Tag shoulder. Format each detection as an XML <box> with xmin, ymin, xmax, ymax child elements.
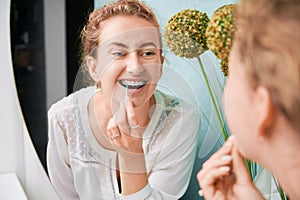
<box><xmin>48</xmin><ymin>86</ymin><xmax>95</xmax><ymax>119</ymax></box>
<box><xmin>155</xmin><ymin>90</ymin><xmax>196</xmax><ymax>115</ymax></box>
<box><xmin>154</xmin><ymin>90</ymin><xmax>200</xmax><ymax>134</ymax></box>
<box><xmin>158</xmin><ymin>90</ymin><xmax>200</xmax><ymax>127</ymax></box>
<box><xmin>148</xmin><ymin>91</ymin><xmax>200</xmax><ymax>153</ymax></box>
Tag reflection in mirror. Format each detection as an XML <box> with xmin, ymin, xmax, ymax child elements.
<box><xmin>9</xmin><ymin>0</ymin><xmax>234</xmax><ymax>199</ymax></box>
<box><xmin>46</xmin><ymin>1</ymin><xmax>202</xmax><ymax>198</ymax></box>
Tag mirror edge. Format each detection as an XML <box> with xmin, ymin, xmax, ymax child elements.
<box><xmin>0</xmin><ymin>0</ymin><xmax>59</xmax><ymax>199</ymax></box>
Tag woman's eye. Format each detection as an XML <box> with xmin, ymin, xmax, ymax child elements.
<box><xmin>141</xmin><ymin>50</ymin><xmax>155</xmax><ymax>57</ymax></box>
<box><xmin>112</xmin><ymin>51</ymin><xmax>126</xmax><ymax>58</ymax></box>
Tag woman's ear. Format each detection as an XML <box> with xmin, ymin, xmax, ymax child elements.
<box><xmin>255</xmin><ymin>85</ymin><xmax>275</xmax><ymax>139</ymax></box>
<box><xmin>161</xmin><ymin>55</ymin><xmax>165</xmax><ymax>65</ymax></box>
<box><xmin>159</xmin><ymin>55</ymin><xmax>165</xmax><ymax>79</ymax></box>
<box><xmin>87</xmin><ymin>56</ymin><xmax>98</xmax><ymax>80</ymax></box>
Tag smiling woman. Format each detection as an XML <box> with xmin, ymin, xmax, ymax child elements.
<box><xmin>46</xmin><ymin>0</ymin><xmax>200</xmax><ymax>199</ymax></box>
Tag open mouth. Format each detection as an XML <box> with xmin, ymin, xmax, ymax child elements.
<box><xmin>118</xmin><ymin>79</ymin><xmax>147</xmax><ymax>89</ymax></box>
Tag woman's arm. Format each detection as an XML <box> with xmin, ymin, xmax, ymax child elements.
<box><xmin>47</xmin><ymin>111</ymin><xmax>79</xmax><ymax>200</ymax></box>
<box><xmin>118</xmin><ymin>108</ymin><xmax>200</xmax><ymax>200</ymax></box>
<box><xmin>106</xmin><ymin>100</ymin><xmax>149</xmax><ymax>196</ymax></box>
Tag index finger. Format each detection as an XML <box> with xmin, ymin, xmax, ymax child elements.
<box><xmin>115</xmin><ymin>100</ymin><xmax>129</xmax><ymax>133</ymax></box>
<box><xmin>126</xmin><ymin>99</ymin><xmax>138</xmax><ymax>128</ymax></box>
<box><xmin>231</xmin><ymin>143</ymin><xmax>253</xmax><ymax>183</ymax></box>
<box><xmin>202</xmin><ymin>136</ymin><xmax>234</xmax><ymax>169</ymax></box>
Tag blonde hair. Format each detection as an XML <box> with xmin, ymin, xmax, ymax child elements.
<box><xmin>234</xmin><ymin>0</ymin><xmax>300</xmax><ymax>132</ymax></box>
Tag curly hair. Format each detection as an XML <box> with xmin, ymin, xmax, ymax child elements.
<box><xmin>76</xmin><ymin>0</ymin><xmax>161</xmax><ymax>86</ymax></box>
<box><xmin>80</xmin><ymin>0</ymin><xmax>160</xmax><ymax>62</ymax></box>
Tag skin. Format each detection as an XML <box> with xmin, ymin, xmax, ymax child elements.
<box><xmin>197</xmin><ymin>136</ymin><xmax>264</xmax><ymax>200</ymax></box>
<box><xmin>86</xmin><ymin>15</ymin><xmax>164</xmax><ymax>195</ymax></box>
<box><xmin>197</xmin><ymin>43</ymin><xmax>300</xmax><ymax>199</ymax></box>
<box><xmin>197</xmin><ymin>44</ymin><xmax>265</xmax><ymax>200</ymax></box>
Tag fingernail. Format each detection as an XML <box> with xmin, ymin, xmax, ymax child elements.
<box><xmin>219</xmin><ymin>166</ymin><xmax>230</xmax><ymax>172</ymax></box>
<box><xmin>224</xmin><ymin>135</ymin><xmax>235</xmax><ymax>148</ymax></box>
<box><xmin>198</xmin><ymin>190</ymin><xmax>203</xmax><ymax>197</ymax></box>
<box><xmin>228</xmin><ymin>135</ymin><xmax>235</xmax><ymax>141</ymax></box>
<box><xmin>111</xmin><ymin>133</ymin><xmax>120</xmax><ymax>139</ymax></box>
<box><xmin>221</xmin><ymin>155</ymin><xmax>232</xmax><ymax>161</ymax></box>
<box><xmin>224</xmin><ymin>141</ymin><xmax>233</xmax><ymax>148</ymax></box>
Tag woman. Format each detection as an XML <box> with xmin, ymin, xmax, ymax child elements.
<box><xmin>197</xmin><ymin>0</ymin><xmax>300</xmax><ymax>199</ymax></box>
<box><xmin>47</xmin><ymin>0</ymin><xmax>200</xmax><ymax>199</ymax></box>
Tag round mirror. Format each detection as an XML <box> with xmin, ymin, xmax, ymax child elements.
<box><xmin>10</xmin><ymin>0</ymin><xmax>234</xmax><ymax>199</ymax></box>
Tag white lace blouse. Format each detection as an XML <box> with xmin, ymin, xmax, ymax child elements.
<box><xmin>47</xmin><ymin>86</ymin><xmax>200</xmax><ymax>200</ymax></box>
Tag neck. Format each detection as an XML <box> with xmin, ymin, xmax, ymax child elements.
<box><xmin>259</xmin><ymin>117</ymin><xmax>300</xmax><ymax>200</ymax></box>
<box><xmin>131</xmin><ymin>95</ymin><xmax>155</xmax><ymax>127</ymax></box>
<box><xmin>87</xmin><ymin>91</ymin><xmax>114</xmax><ymax>150</ymax></box>
<box><xmin>94</xmin><ymin>90</ymin><xmax>113</xmax><ymax>120</ymax></box>
<box><xmin>93</xmin><ymin>90</ymin><xmax>155</xmax><ymax>129</ymax></box>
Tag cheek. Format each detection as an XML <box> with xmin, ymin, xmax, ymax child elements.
<box><xmin>223</xmin><ymin>80</ymin><xmax>251</xmax><ymax>147</ymax></box>
<box><xmin>144</xmin><ymin>63</ymin><xmax>162</xmax><ymax>83</ymax></box>
<box><xmin>223</xmin><ymin>80</ymin><xmax>241</xmax><ymax>128</ymax></box>
<box><xmin>146</xmin><ymin>83</ymin><xmax>157</xmax><ymax>95</ymax></box>
<box><xmin>100</xmin><ymin>63</ymin><xmax>124</xmax><ymax>84</ymax></box>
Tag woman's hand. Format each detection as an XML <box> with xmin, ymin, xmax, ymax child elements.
<box><xmin>106</xmin><ymin>99</ymin><xmax>145</xmax><ymax>154</ymax></box>
<box><xmin>197</xmin><ymin>136</ymin><xmax>264</xmax><ymax>200</ymax></box>
<box><xmin>107</xmin><ymin>99</ymin><xmax>148</xmax><ymax>195</ymax></box>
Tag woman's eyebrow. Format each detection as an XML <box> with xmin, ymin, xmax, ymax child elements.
<box><xmin>108</xmin><ymin>42</ymin><xmax>128</xmax><ymax>48</ymax></box>
<box><xmin>139</xmin><ymin>42</ymin><xmax>157</xmax><ymax>48</ymax></box>
<box><xmin>107</xmin><ymin>42</ymin><xmax>158</xmax><ymax>49</ymax></box>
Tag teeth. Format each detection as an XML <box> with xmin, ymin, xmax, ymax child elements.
<box><xmin>122</xmin><ymin>80</ymin><xmax>145</xmax><ymax>87</ymax></box>
<box><xmin>119</xmin><ymin>79</ymin><xmax>147</xmax><ymax>89</ymax></box>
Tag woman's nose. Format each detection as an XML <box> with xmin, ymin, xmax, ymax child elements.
<box><xmin>126</xmin><ymin>52</ymin><xmax>144</xmax><ymax>75</ymax></box>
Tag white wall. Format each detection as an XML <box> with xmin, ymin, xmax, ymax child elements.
<box><xmin>0</xmin><ymin>0</ymin><xmax>25</xmax><ymax>180</ymax></box>
<box><xmin>0</xmin><ymin>0</ymin><xmax>59</xmax><ymax>199</ymax></box>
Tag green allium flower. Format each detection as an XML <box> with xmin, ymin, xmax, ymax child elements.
<box><xmin>164</xmin><ymin>9</ymin><xmax>209</xmax><ymax>58</ymax></box>
<box><xmin>221</xmin><ymin>58</ymin><xmax>229</xmax><ymax>76</ymax></box>
<box><xmin>206</xmin><ymin>4</ymin><xmax>236</xmax><ymax>76</ymax></box>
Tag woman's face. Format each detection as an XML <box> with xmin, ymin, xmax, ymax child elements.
<box><xmin>223</xmin><ymin>44</ymin><xmax>259</xmax><ymax>160</ymax></box>
<box><xmin>93</xmin><ymin>15</ymin><xmax>163</xmax><ymax>108</ymax></box>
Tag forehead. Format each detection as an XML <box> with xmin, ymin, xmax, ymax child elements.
<box><xmin>99</xmin><ymin>15</ymin><xmax>161</xmax><ymax>49</ymax></box>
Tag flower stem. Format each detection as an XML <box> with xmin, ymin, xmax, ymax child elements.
<box><xmin>244</xmin><ymin>159</ymin><xmax>254</xmax><ymax>181</ymax></box>
<box><xmin>273</xmin><ymin>176</ymin><xmax>287</xmax><ymax>200</ymax></box>
<box><xmin>197</xmin><ymin>56</ymin><xmax>228</xmax><ymax>141</ymax></box>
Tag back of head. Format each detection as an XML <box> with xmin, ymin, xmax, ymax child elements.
<box><xmin>234</xmin><ymin>0</ymin><xmax>300</xmax><ymax>132</ymax></box>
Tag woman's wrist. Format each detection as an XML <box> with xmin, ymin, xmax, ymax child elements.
<box><xmin>118</xmin><ymin>150</ymin><xmax>147</xmax><ymax>173</ymax></box>
<box><xmin>118</xmin><ymin>151</ymin><xmax>148</xmax><ymax>195</ymax></box>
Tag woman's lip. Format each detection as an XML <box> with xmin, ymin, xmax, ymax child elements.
<box><xmin>126</xmin><ymin>87</ymin><xmax>145</xmax><ymax>96</ymax></box>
